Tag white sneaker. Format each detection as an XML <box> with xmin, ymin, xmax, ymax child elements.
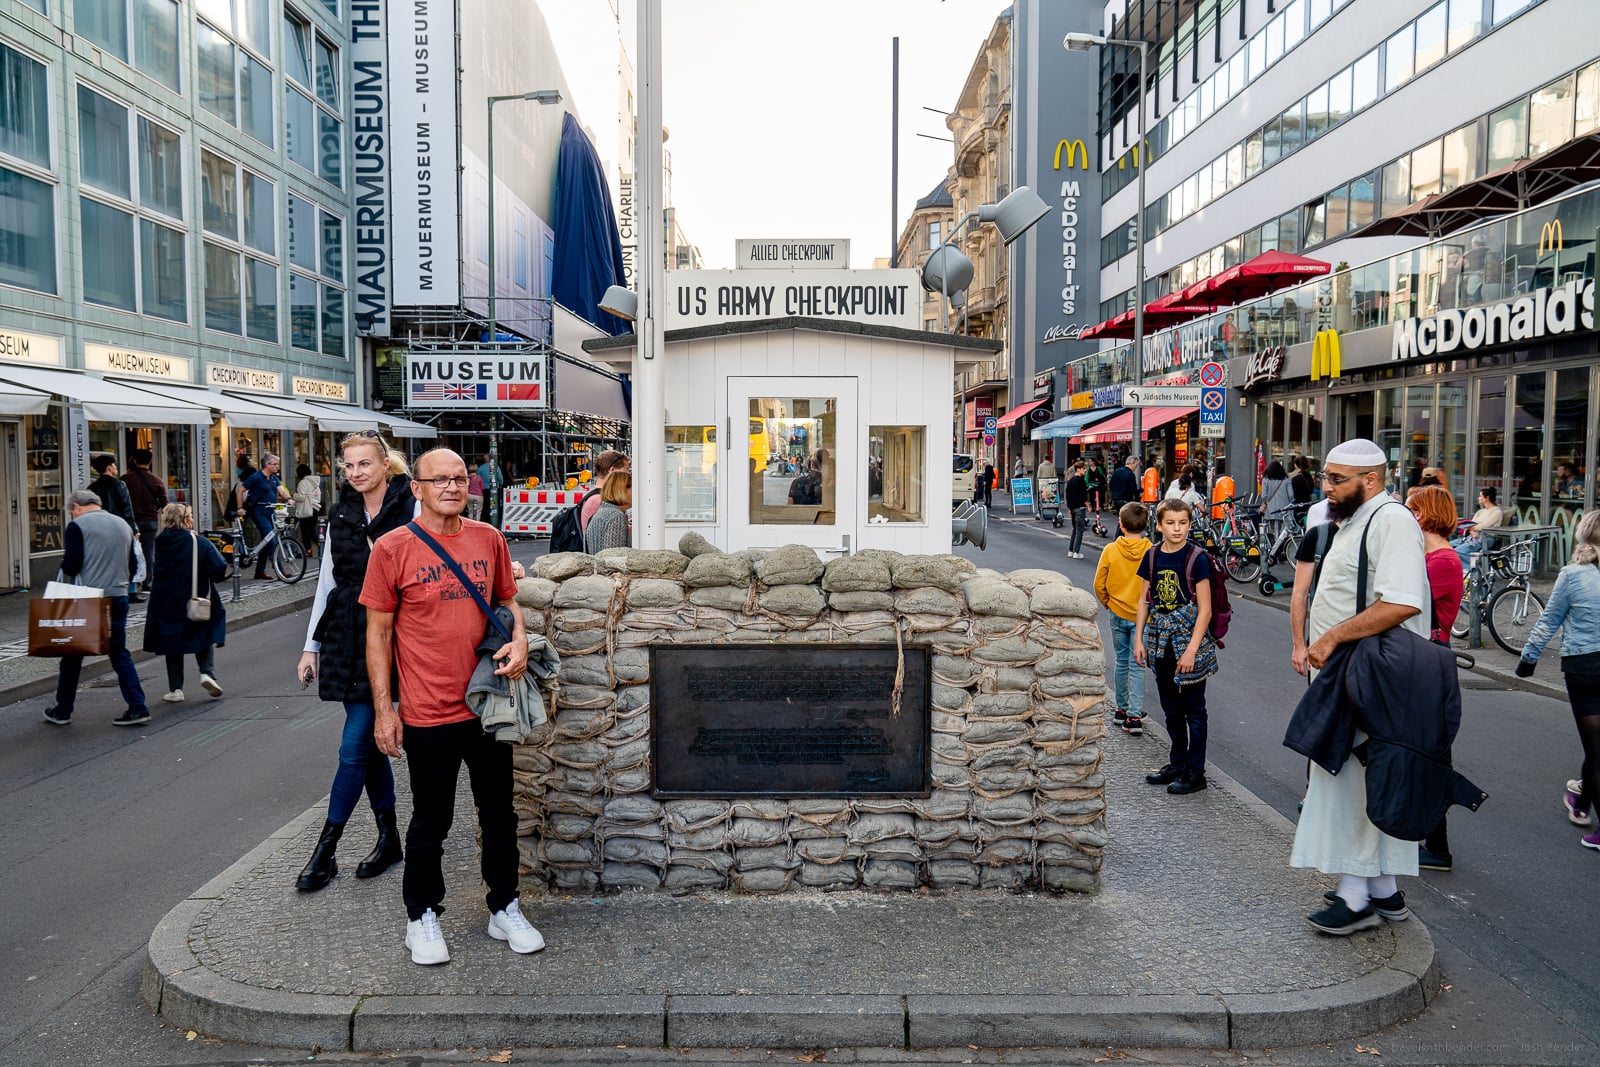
<box><xmin>200</xmin><ymin>674</ymin><xmax>223</xmax><ymax>697</ymax></box>
<box><xmin>405</xmin><ymin>908</ymin><xmax>450</xmax><ymax>965</ymax></box>
<box><xmin>487</xmin><ymin>899</ymin><xmax>545</xmax><ymax>954</ymax></box>
<box><xmin>162</xmin><ymin>690</ymin><xmax>185</xmax><ymax>703</ymax></box>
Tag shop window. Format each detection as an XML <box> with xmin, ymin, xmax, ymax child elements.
<box><xmin>1551</xmin><ymin>367</ymin><xmax>1590</xmax><ymax>516</ymax></box>
<box><xmin>1375</xmin><ymin>387</ymin><xmax>1404</xmax><ymax>481</ymax></box>
<box><xmin>26</xmin><ymin>408</ymin><xmax>65</xmax><ymax>553</ymax></box>
<box><xmin>1436</xmin><ymin>378</ymin><xmax>1467</xmax><ymax>501</ymax></box>
<box><xmin>1511</xmin><ymin>372</ymin><xmax>1546</xmax><ymax>523</ymax></box>
<box><xmin>665</xmin><ymin>426</ymin><xmax>717</xmax><ymax>522</ymax></box>
<box><xmin>78</xmin><ymin>87</ymin><xmax>130</xmax><ymax>199</ymax></box>
<box><xmin>139</xmin><ymin>219</ymin><xmax>185</xmax><ymax>322</ymax></box>
<box><xmin>747</xmin><ymin>398</ymin><xmax>836</xmax><ymax>526</ymax></box>
<box><xmin>867</xmin><ymin>426</ymin><xmax>926</xmax><ymax>524</ymax></box>
<box><xmin>1529</xmin><ymin>73</ymin><xmax>1576</xmax><ymax>157</ymax></box>
<box><xmin>1474</xmin><ymin>375</ymin><xmax>1507</xmax><ymax>505</ymax></box>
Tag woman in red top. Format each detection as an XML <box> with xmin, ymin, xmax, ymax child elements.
<box><xmin>1408</xmin><ymin>485</ymin><xmax>1465</xmax><ymax>641</ymax></box>
<box><xmin>1408</xmin><ymin>484</ymin><xmax>1466</xmax><ymax>872</ymax></box>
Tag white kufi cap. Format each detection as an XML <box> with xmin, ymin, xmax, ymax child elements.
<box><xmin>1324</xmin><ymin>439</ymin><xmax>1387</xmax><ymax>465</ymax></box>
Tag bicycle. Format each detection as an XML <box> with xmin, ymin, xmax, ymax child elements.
<box><xmin>1451</xmin><ymin>538</ymin><xmax>1545</xmax><ymax>655</ymax></box>
<box><xmin>204</xmin><ymin>504</ymin><xmax>308</xmax><ymax>584</ymax></box>
<box><xmin>1254</xmin><ymin>504</ymin><xmax>1312</xmax><ymax>595</ymax></box>
<box><xmin>1194</xmin><ymin>495</ymin><xmax>1264</xmax><ymax>583</ymax></box>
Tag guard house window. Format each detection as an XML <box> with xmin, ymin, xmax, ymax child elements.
<box><xmin>748</xmin><ymin>398</ymin><xmax>836</xmax><ymax>526</ymax></box>
<box><xmin>0</xmin><ymin>43</ymin><xmax>57</xmax><ymax>295</ymax></box>
<box><xmin>867</xmin><ymin>426</ymin><xmax>925</xmax><ymax>524</ymax></box>
<box><xmin>665</xmin><ymin>426</ymin><xmax>717</xmax><ymax>522</ymax></box>
<box><xmin>77</xmin><ymin>85</ymin><xmax>187</xmax><ymax>321</ymax></box>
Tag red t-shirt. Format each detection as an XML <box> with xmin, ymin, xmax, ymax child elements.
<box><xmin>359</xmin><ymin>519</ymin><xmax>517</xmax><ymax>727</ymax></box>
<box><xmin>1424</xmin><ymin>547</ymin><xmax>1465</xmax><ymax>643</ymax></box>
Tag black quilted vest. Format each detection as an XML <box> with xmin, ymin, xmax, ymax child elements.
<box><xmin>313</xmin><ymin>474</ymin><xmax>414</xmax><ymax>703</ymax></box>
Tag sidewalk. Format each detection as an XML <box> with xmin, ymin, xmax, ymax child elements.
<box><xmin>0</xmin><ymin>576</ymin><xmax>317</xmax><ymax>707</ymax></box>
<box><xmin>142</xmin><ymin>706</ymin><xmax>1437</xmax><ymax>1054</ymax></box>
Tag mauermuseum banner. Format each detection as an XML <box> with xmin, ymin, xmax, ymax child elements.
<box><xmin>387</xmin><ymin>0</ymin><xmax>459</xmax><ymax>305</ymax></box>
<box><xmin>350</xmin><ymin>0</ymin><xmax>391</xmax><ymax>334</ymax></box>
<box><xmin>665</xmin><ymin>269</ymin><xmax>920</xmax><ymax>331</ymax></box>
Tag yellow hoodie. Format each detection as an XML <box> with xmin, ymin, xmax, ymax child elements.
<box><xmin>1094</xmin><ymin>534</ymin><xmax>1153</xmax><ymax>622</ymax></box>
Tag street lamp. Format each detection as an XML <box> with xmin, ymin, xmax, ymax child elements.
<box><xmin>599</xmin><ymin>285</ymin><xmax>639</xmax><ymax>323</ymax></box>
<box><xmin>1064</xmin><ymin>31</ymin><xmax>1149</xmax><ymax>459</ymax></box>
<box><xmin>483</xmin><ymin>88</ymin><xmax>561</xmax><ymax>524</ymax></box>
<box><xmin>919</xmin><ymin>186</ymin><xmax>1049</xmax><ymax>478</ymax></box>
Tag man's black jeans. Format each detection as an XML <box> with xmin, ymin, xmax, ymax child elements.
<box><xmin>401</xmin><ymin>717</ymin><xmax>520</xmax><ymax>921</ymax></box>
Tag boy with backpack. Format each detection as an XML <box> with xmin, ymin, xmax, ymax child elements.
<box><xmin>1134</xmin><ymin>498</ymin><xmax>1221</xmax><ymax>795</ymax></box>
<box><xmin>1094</xmin><ymin>502</ymin><xmax>1153</xmax><ymax>737</ymax></box>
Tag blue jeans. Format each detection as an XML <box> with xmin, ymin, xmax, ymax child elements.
<box><xmin>54</xmin><ymin>595</ymin><xmax>146</xmax><ymax>717</ymax></box>
<box><xmin>326</xmin><ymin>701</ymin><xmax>397</xmax><ymax>825</ymax></box>
<box><xmin>1109</xmin><ymin>615</ymin><xmax>1144</xmax><ymax>717</ymax></box>
<box><xmin>1069</xmin><ymin>506</ymin><xmax>1087</xmax><ymax>554</ymax></box>
<box><xmin>1451</xmin><ymin>534</ymin><xmax>1480</xmax><ymax>569</ymax></box>
<box><xmin>249</xmin><ymin>508</ymin><xmax>273</xmax><ymax>576</ymax></box>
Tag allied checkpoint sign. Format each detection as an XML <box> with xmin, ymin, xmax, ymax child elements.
<box><xmin>665</xmin><ymin>269</ymin><xmax>921</xmax><ymax>331</ymax></box>
<box><xmin>406</xmin><ymin>352</ymin><xmax>548</xmax><ymax>408</ymax></box>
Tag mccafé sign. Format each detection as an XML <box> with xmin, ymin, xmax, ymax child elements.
<box><xmin>1393</xmin><ymin>279</ymin><xmax>1594</xmax><ymax>362</ymax></box>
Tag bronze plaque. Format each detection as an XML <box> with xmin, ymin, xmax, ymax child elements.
<box><xmin>650</xmin><ymin>644</ymin><xmax>931</xmax><ymax>797</ymax></box>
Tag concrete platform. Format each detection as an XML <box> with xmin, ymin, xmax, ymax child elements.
<box><xmin>142</xmin><ymin>710</ymin><xmax>1438</xmax><ymax>1053</ymax></box>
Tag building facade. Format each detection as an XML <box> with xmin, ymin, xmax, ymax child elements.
<box><xmin>1064</xmin><ymin>0</ymin><xmax>1599</xmax><ymax>554</ymax></box>
<box><xmin>0</xmin><ymin>0</ymin><xmax>428</xmax><ymax>590</ymax></box>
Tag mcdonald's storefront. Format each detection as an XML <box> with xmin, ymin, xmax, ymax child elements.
<box><xmin>1231</xmin><ymin>278</ymin><xmax>1600</xmax><ymax>556</ymax></box>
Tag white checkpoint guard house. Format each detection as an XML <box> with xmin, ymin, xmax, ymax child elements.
<box><xmin>584</xmin><ymin>317</ymin><xmax>1001</xmax><ymax>556</ymax></box>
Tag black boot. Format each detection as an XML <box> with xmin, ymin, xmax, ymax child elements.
<box><xmin>295</xmin><ymin>820</ymin><xmax>343</xmax><ymax>891</ymax></box>
<box><xmin>356</xmin><ymin>808</ymin><xmax>403</xmax><ymax>879</ymax></box>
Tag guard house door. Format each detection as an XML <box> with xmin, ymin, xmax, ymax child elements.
<box><xmin>728</xmin><ymin>377</ymin><xmax>858</xmax><ymax>554</ymax></box>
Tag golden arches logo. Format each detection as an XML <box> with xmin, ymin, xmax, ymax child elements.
<box><xmin>1311</xmin><ymin>330</ymin><xmax>1341</xmax><ymax>382</ymax></box>
<box><xmin>1539</xmin><ymin>220</ymin><xmax>1565</xmax><ymax>258</ymax></box>
<box><xmin>1053</xmin><ymin>139</ymin><xmax>1089</xmax><ymax>170</ymax></box>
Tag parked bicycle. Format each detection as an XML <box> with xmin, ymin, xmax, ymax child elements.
<box><xmin>203</xmin><ymin>504</ymin><xmax>308</xmax><ymax>584</ymax></box>
<box><xmin>1451</xmin><ymin>538</ymin><xmax>1545</xmax><ymax>654</ymax></box>
<box><xmin>1254</xmin><ymin>503</ymin><xmax>1312</xmax><ymax>595</ymax></box>
<box><xmin>1193</xmin><ymin>495</ymin><xmax>1263</xmax><ymax>583</ymax></box>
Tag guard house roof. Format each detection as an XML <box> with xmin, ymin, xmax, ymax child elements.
<box><xmin>582</xmin><ymin>315</ymin><xmax>1003</xmax><ymax>369</ymax></box>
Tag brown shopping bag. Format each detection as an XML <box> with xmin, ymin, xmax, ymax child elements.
<box><xmin>28</xmin><ymin>597</ymin><xmax>111</xmax><ymax>657</ymax></box>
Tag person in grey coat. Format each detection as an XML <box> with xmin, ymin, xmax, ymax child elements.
<box><xmin>583</xmin><ymin>471</ymin><xmax>632</xmax><ymax>552</ymax></box>
<box><xmin>42</xmin><ymin>490</ymin><xmax>150</xmax><ymax>727</ymax></box>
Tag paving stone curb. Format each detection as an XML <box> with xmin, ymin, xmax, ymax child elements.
<box><xmin>144</xmin><ymin>792</ymin><xmax>1438</xmax><ymax>1053</ymax></box>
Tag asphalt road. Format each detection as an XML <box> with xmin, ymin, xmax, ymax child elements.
<box><xmin>964</xmin><ymin>506</ymin><xmax>1600</xmax><ymax>1063</ymax></box>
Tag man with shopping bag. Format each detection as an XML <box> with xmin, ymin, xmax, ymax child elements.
<box><xmin>40</xmin><ymin>490</ymin><xmax>150</xmax><ymax>727</ymax></box>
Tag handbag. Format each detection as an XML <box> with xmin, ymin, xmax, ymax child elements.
<box><xmin>28</xmin><ymin>596</ymin><xmax>111</xmax><ymax>657</ymax></box>
<box><xmin>187</xmin><ymin>531</ymin><xmax>212</xmax><ymax>622</ymax></box>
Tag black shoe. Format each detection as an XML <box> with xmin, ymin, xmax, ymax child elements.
<box><xmin>1307</xmin><ymin>897</ymin><xmax>1382</xmax><ymax>935</ymax></box>
<box><xmin>355</xmin><ymin>808</ymin><xmax>404</xmax><ymax>879</ymax></box>
<box><xmin>296</xmin><ymin>820</ymin><xmax>343</xmax><ymax>891</ymax></box>
<box><xmin>1145</xmin><ymin>763</ymin><xmax>1184</xmax><ymax>785</ymax></box>
<box><xmin>1112</xmin><ymin>708</ymin><xmax>1128</xmax><ymax>726</ymax></box>
<box><xmin>127</xmin><ymin>592</ymin><xmax>145</xmax><ymax>603</ymax></box>
<box><xmin>1167</xmin><ymin>769</ymin><xmax>1208</xmax><ymax>795</ymax></box>
<box><xmin>113</xmin><ymin>708</ymin><xmax>151</xmax><ymax>727</ymax></box>
<box><xmin>1418</xmin><ymin>848</ymin><xmax>1453</xmax><ymax>872</ymax></box>
<box><xmin>1324</xmin><ymin>889</ymin><xmax>1409</xmax><ymax>921</ymax></box>
<box><xmin>1121</xmin><ymin>715</ymin><xmax>1143</xmax><ymax>737</ymax></box>
<box><xmin>42</xmin><ymin>706</ymin><xmax>71</xmax><ymax>726</ymax></box>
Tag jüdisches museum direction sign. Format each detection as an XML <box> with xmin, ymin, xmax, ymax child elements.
<box><xmin>1392</xmin><ymin>279</ymin><xmax>1594</xmax><ymax>361</ymax></box>
<box><xmin>665</xmin><ymin>269</ymin><xmax>920</xmax><ymax>330</ymax></box>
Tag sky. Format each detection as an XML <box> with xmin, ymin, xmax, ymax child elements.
<box><xmin>542</xmin><ymin>0</ymin><xmax>1015</xmax><ymax>270</ymax></box>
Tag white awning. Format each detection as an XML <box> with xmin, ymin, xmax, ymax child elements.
<box><xmin>0</xmin><ymin>364</ymin><xmax>212</xmax><ymax>425</ymax></box>
<box><xmin>228</xmin><ymin>392</ymin><xmax>384</xmax><ymax>432</ymax></box>
<box><xmin>117</xmin><ymin>382</ymin><xmax>309</xmax><ymax>431</ymax></box>
<box><xmin>0</xmin><ymin>378</ymin><xmax>50</xmax><ymax>416</ymax></box>
<box><xmin>377</xmin><ymin>412</ymin><xmax>438</xmax><ymax>438</ymax></box>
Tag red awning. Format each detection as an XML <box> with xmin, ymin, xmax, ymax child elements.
<box><xmin>1070</xmin><ymin>406</ymin><xmax>1195</xmax><ymax>445</ymax></box>
<box><xmin>996</xmin><ymin>397</ymin><xmax>1051</xmax><ymax>428</ymax></box>
<box><xmin>1079</xmin><ymin>308</ymin><xmax>1136</xmax><ymax>340</ymax></box>
<box><xmin>1180</xmin><ymin>250</ymin><xmax>1331</xmax><ymax>306</ymax></box>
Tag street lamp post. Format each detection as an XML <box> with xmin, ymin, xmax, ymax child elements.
<box><xmin>484</xmin><ymin>89</ymin><xmax>560</xmax><ymax>524</ymax></box>
<box><xmin>1064</xmin><ymin>32</ymin><xmax>1148</xmax><ymax>460</ymax></box>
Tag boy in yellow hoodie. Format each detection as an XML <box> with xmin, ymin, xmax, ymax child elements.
<box><xmin>1094</xmin><ymin>502</ymin><xmax>1153</xmax><ymax>735</ymax></box>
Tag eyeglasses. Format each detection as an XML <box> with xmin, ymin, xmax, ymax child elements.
<box><xmin>357</xmin><ymin>429</ymin><xmax>383</xmax><ymax>439</ymax></box>
<box><xmin>1321</xmin><ymin>471</ymin><xmax>1372</xmax><ymax>487</ymax></box>
<box><xmin>422</xmin><ymin>476</ymin><xmax>470</xmax><ymax>489</ymax></box>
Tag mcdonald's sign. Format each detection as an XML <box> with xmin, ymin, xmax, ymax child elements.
<box><xmin>1310</xmin><ymin>329</ymin><xmax>1342</xmax><ymax>381</ymax></box>
<box><xmin>1539</xmin><ymin>219</ymin><xmax>1565</xmax><ymax>258</ymax></box>
<box><xmin>1054</xmin><ymin>138</ymin><xmax>1089</xmax><ymax>170</ymax></box>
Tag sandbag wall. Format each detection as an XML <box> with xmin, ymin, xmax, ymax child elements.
<box><xmin>511</xmin><ymin>538</ymin><xmax>1107</xmax><ymax>894</ymax></box>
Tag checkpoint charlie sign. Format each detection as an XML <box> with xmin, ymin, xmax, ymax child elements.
<box><xmin>665</xmin><ymin>269</ymin><xmax>920</xmax><ymax>331</ymax></box>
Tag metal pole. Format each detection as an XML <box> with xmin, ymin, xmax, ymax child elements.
<box><xmin>634</xmin><ymin>0</ymin><xmax>667</xmax><ymax>548</ymax></box>
<box><xmin>1130</xmin><ymin>40</ymin><xmax>1148</xmax><ymax>462</ymax></box>
<box><xmin>891</xmin><ymin>37</ymin><xmax>899</xmax><ymax>269</ymax></box>
<box><xmin>486</xmin><ymin>97</ymin><xmax>498</xmax><ymax>347</ymax></box>
<box><xmin>485</xmin><ymin>97</ymin><xmax>502</xmax><ymax>524</ymax></box>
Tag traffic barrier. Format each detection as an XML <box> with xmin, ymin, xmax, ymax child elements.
<box><xmin>501</xmin><ymin>487</ymin><xmax>585</xmax><ymax>536</ymax></box>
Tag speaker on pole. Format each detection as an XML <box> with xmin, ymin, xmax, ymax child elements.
<box><xmin>951</xmin><ymin>501</ymin><xmax>988</xmax><ymax>550</ymax></box>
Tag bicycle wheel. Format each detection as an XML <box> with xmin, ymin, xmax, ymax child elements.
<box><xmin>272</xmin><ymin>534</ymin><xmax>308</xmax><ymax>583</ymax></box>
<box><xmin>1223</xmin><ymin>541</ymin><xmax>1261</xmax><ymax>583</ymax></box>
<box><xmin>1450</xmin><ymin>577</ymin><xmax>1476</xmax><ymax>639</ymax></box>
<box><xmin>1486</xmin><ymin>586</ymin><xmax>1546</xmax><ymax>656</ymax></box>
